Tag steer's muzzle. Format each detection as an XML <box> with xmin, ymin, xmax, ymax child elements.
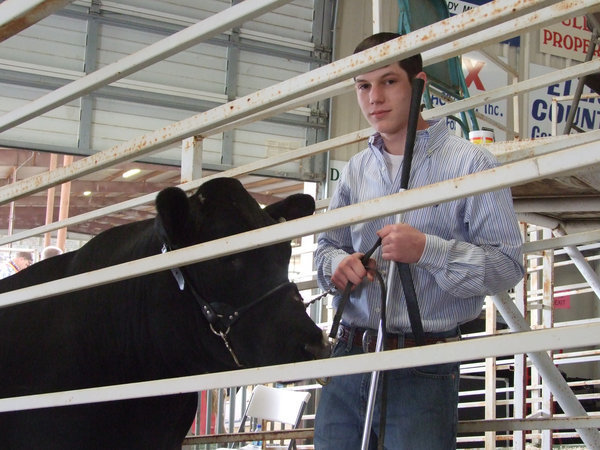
<box><xmin>304</xmin><ymin>330</ymin><xmax>332</xmax><ymax>360</ymax></box>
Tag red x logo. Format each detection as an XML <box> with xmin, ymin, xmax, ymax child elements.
<box><xmin>464</xmin><ymin>59</ymin><xmax>485</xmax><ymax>91</ymax></box>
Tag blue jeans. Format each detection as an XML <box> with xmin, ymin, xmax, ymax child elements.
<box><xmin>314</xmin><ymin>330</ymin><xmax>460</xmax><ymax>450</ymax></box>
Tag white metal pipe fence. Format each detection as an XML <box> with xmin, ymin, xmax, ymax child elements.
<box><xmin>2</xmin><ymin>123</ymin><xmax>599</xmax><ymax>248</ymax></box>
<box><xmin>1</xmin><ymin>1</ymin><xmax>600</xmax><ymax>446</ymax></box>
<box><xmin>0</xmin><ymin>0</ymin><xmax>573</xmax><ymax>204</ymax></box>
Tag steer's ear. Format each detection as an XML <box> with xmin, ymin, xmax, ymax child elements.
<box><xmin>264</xmin><ymin>193</ymin><xmax>315</xmax><ymax>222</ymax></box>
<box><xmin>155</xmin><ymin>187</ymin><xmax>191</xmax><ymax>244</ymax></box>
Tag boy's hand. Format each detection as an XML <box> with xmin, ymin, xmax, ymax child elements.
<box><xmin>377</xmin><ymin>223</ymin><xmax>425</xmax><ymax>263</ymax></box>
<box><xmin>331</xmin><ymin>252</ymin><xmax>376</xmax><ymax>291</ymax></box>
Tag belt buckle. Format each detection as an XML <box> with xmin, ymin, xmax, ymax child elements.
<box><xmin>362</xmin><ymin>329</ymin><xmax>378</xmax><ymax>353</ymax></box>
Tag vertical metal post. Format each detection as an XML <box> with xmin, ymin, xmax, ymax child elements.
<box><xmin>530</xmin><ymin>227</ymin><xmax>543</xmax><ymax>447</ymax></box>
<box><xmin>541</xmin><ymin>228</ymin><xmax>555</xmax><ymax>449</ymax></box>
<box><xmin>372</xmin><ymin>0</ymin><xmax>383</xmax><ymax>33</ymax></box>
<box><xmin>228</xmin><ymin>387</ymin><xmax>237</xmax><ymax>434</ymax></box>
<box><xmin>484</xmin><ymin>297</ymin><xmax>497</xmax><ymax>449</ymax></box>
<box><xmin>43</xmin><ymin>153</ymin><xmax>58</xmax><ymax>248</ymax></box>
<box><xmin>513</xmin><ymin>222</ymin><xmax>528</xmax><ymax>450</ymax></box>
<box><xmin>181</xmin><ymin>136</ymin><xmax>203</xmax><ymax>183</ymax></box>
<box><xmin>205</xmin><ymin>390</ymin><xmax>213</xmax><ymax>442</ymax></box>
<box><xmin>7</xmin><ymin>168</ymin><xmax>16</xmax><ymax>238</ymax></box>
<box><xmin>56</xmin><ymin>155</ymin><xmax>73</xmax><ymax>250</ymax></box>
<box><xmin>216</xmin><ymin>388</ymin><xmax>226</xmax><ymax>434</ymax></box>
<box><xmin>517</xmin><ymin>32</ymin><xmax>531</xmax><ymax>139</ymax></box>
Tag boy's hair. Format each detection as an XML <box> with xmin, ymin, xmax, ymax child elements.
<box><xmin>353</xmin><ymin>32</ymin><xmax>423</xmax><ymax>80</ymax></box>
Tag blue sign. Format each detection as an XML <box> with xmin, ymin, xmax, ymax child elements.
<box><xmin>446</xmin><ymin>0</ymin><xmax>520</xmax><ymax>47</ymax></box>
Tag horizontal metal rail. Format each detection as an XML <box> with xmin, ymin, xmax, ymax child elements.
<box><xmin>183</xmin><ymin>428</ymin><xmax>313</xmax><ymax>445</ymax></box>
<box><xmin>523</xmin><ymin>229</ymin><xmax>600</xmax><ymax>254</ymax></box>
<box><xmin>458</xmin><ymin>416</ymin><xmax>600</xmax><ymax>433</ymax></box>
<box><xmin>0</xmin><ymin>323</ymin><xmax>598</xmax><ymax>413</ymax></box>
<box><xmin>431</xmin><ymin>59</ymin><xmax>600</xmax><ymax>120</ymax></box>
<box><xmin>1</xmin><ymin>137</ymin><xmax>599</xmax><ymax>309</ymax></box>
<box><xmin>183</xmin><ymin>419</ymin><xmax>600</xmax><ymax>445</ymax></box>
<box><xmin>2</xmin><ymin>123</ymin><xmax>599</xmax><ymax>248</ymax></box>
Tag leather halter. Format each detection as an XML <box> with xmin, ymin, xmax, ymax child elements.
<box><xmin>158</xmin><ymin>237</ymin><xmax>292</xmax><ymax>368</ymax></box>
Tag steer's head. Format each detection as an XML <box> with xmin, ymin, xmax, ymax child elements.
<box><xmin>154</xmin><ymin>178</ymin><xmax>330</xmax><ymax>368</ymax></box>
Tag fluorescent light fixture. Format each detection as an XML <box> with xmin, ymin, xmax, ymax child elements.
<box><xmin>83</xmin><ymin>191</ymin><xmax>92</xmax><ymax>196</ymax></box>
<box><xmin>122</xmin><ymin>168</ymin><xmax>141</xmax><ymax>178</ymax></box>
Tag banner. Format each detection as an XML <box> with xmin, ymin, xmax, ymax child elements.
<box><xmin>540</xmin><ymin>17</ymin><xmax>598</xmax><ymax>62</ymax></box>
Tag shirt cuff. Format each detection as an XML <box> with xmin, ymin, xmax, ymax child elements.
<box><xmin>330</xmin><ymin>252</ymin><xmax>347</xmax><ymax>277</ymax></box>
<box><xmin>417</xmin><ymin>234</ymin><xmax>450</xmax><ymax>271</ymax></box>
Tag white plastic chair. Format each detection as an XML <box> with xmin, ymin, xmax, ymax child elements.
<box><xmin>218</xmin><ymin>384</ymin><xmax>311</xmax><ymax>450</ymax></box>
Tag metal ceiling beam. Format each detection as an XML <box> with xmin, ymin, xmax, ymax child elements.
<box><xmin>0</xmin><ymin>0</ymin><xmax>74</xmax><ymax>43</ymax></box>
<box><xmin>0</xmin><ymin>0</ymin><xmax>292</xmax><ymax>133</ymax></box>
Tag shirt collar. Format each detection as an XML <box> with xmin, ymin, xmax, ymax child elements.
<box><xmin>368</xmin><ymin>119</ymin><xmax>447</xmax><ymax>156</ymax></box>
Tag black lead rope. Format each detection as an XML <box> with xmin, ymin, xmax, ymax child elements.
<box><xmin>374</xmin><ymin>78</ymin><xmax>425</xmax><ymax>450</ymax></box>
<box><xmin>374</xmin><ymin>77</ymin><xmax>425</xmax><ymax>450</ymax></box>
<box><xmin>373</xmin><ymin>268</ymin><xmax>388</xmax><ymax>450</ymax></box>
<box><xmin>328</xmin><ymin>237</ymin><xmax>382</xmax><ymax>340</ymax></box>
<box><xmin>396</xmin><ymin>77</ymin><xmax>426</xmax><ymax>348</ymax></box>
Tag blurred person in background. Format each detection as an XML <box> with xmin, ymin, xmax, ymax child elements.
<box><xmin>41</xmin><ymin>245</ymin><xmax>63</xmax><ymax>260</ymax></box>
<box><xmin>0</xmin><ymin>251</ymin><xmax>33</xmax><ymax>279</ymax></box>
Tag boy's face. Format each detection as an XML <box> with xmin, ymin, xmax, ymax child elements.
<box><xmin>354</xmin><ymin>63</ymin><xmax>415</xmax><ymax>137</ymax></box>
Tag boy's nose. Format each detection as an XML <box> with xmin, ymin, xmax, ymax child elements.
<box><xmin>369</xmin><ymin>86</ymin><xmax>383</xmax><ymax>103</ymax></box>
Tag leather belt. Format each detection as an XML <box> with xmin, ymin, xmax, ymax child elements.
<box><xmin>337</xmin><ymin>323</ymin><xmax>458</xmax><ymax>353</ymax></box>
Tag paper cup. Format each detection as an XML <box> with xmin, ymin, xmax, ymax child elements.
<box><xmin>469</xmin><ymin>129</ymin><xmax>494</xmax><ymax>145</ymax></box>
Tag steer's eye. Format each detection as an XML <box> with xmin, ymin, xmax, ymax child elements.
<box><xmin>290</xmin><ymin>286</ymin><xmax>304</xmax><ymax>304</ymax></box>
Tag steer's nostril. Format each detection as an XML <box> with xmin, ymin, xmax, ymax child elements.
<box><xmin>304</xmin><ymin>335</ymin><xmax>332</xmax><ymax>360</ymax></box>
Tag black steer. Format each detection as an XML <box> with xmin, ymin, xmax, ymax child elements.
<box><xmin>0</xmin><ymin>177</ymin><xmax>329</xmax><ymax>449</ymax></box>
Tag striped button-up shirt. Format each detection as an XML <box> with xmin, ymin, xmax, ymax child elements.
<box><xmin>315</xmin><ymin>120</ymin><xmax>524</xmax><ymax>333</ymax></box>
